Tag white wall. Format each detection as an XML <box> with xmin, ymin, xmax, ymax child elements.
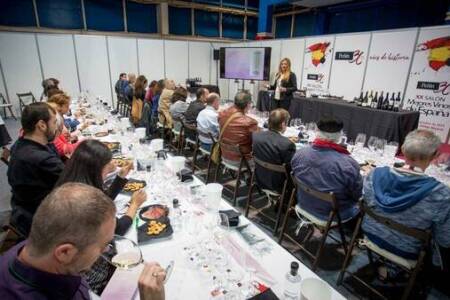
<box><xmin>0</xmin><ymin>32</ymin><xmax>43</xmax><ymax>114</ymax></box>
<box><xmin>0</xmin><ymin>31</ymin><xmax>216</xmax><ymax>110</ymax></box>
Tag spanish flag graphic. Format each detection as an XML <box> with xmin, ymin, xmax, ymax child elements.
<box><xmin>418</xmin><ymin>36</ymin><xmax>450</xmax><ymax>72</ymax></box>
<box><xmin>307</xmin><ymin>42</ymin><xmax>331</xmax><ymax>66</ymax></box>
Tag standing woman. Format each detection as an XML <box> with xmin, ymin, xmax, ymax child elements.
<box><xmin>270</xmin><ymin>58</ymin><xmax>297</xmax><ymax>111</ymax></box>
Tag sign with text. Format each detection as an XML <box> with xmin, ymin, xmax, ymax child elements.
<box><xmin>403</xmin><ymin>26</ymin><xmax>450</xmax><ymax>143</ymax></box>
<box><xmin>329</xmin><ymin>33</ymin><xmax>371</xmax><ymax>101</ymax></box>
<box><xmin>363</xmin><ymin>29</ymin><xmax>417</xmax><ymax>95</ymax></box>
<box><xmin>301</xmin><ymin>36</ymin><xmax>334</xmax><ymax>93</ymax></box>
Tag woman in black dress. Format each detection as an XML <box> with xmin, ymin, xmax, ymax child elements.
<box><xmin>270</xmin><ymin>58</ymin><xmax>297</xmax><ymax>111</ymax></box>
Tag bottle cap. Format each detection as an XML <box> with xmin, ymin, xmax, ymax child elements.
<box><xmin>290</xmin><ymin>261</ymin><xmax>299</xmax><ymax>275</ymax></box>
<box><xmin>173</xmin><ymin>199</ymin><xmax>179</xmax><ymax>208</ymax></box>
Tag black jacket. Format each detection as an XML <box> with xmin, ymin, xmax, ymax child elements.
<box><xmin>270</xmin><ymin>72</ymin><xmax>297</xmax><ymax>101</ymax></box>
<box><xmin>184</xmin><ymin>100</ymin><xmax>205</xmax><ymax>124</ymax></box>
<box><xmin>8</xmin><ymin>138</ymin><xmax>64</xmax><ymax>236</ymax></box>
<box><xmin>252</xmin><ymin>130</ymin><xmax>296</xmax><ymax>192</ymax></box>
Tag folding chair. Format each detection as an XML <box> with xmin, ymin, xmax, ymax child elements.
<box><xmin>197</xmin><ymin>130</ymin><xmax>217</xmax><ymax>183</ymax></box>
<box><xmin>0</xmin><ymin>93</ymin><xmax>17</xmax><ymax>120</ymax></box>
<box><xmin>171</xmin><ymin>117</ymin><xmax>184</xmax><ymax>154</ymax></box>
<box><xmin>214</xmin><ymin>139</ymin><xmax>252</xmax><ymax>207</ymax></box>
<box><xmin>278</xmin><ymin>173</ymin><xmax>349</xmax><ymax>271</ymax></box>
<box><xmin>337</xmin><ymin>200</ymin><xmax>431</xmax><ymax>300</ymax></box>
<box><xmin>17</xmin><ymin>92</ymin><xmax>37</xmax><ymax>116</ymax></box>
<box><xmin>181</xmin><ymin>122</ymin><xmax>202</xmax><ymax>172</ymax></box>
<box><xmin>245</xmin><ymin>157</ymin><xmax>289</xmax><ymax>234</ymax></box>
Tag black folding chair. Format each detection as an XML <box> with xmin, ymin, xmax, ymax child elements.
<box><xmin>0</xmin><ymin>93</ymin><xmax>16</xmax><ymax>120</ymax></box>
<box><xmin>17</xmin><ymin>92</ymin><xmax>37</xmax><ymax>116</ymax></box>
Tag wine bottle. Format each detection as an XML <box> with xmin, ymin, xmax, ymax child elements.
<box><xmin>372</xmin><ymin>91</ymin><xmax>378</xmax><ymax>108</ymax></box>
<box><xmin>359</xmin><ymin>91</ymin><xmax>368</xmax><ymax>106</ymax></box>
<box><xmin>393</xmin><ymin>92</ymin><xmax>401</xmax><ymax>112</ymax></box>
<box><xmin>382</xmin><ymin>92</ymin><xmax>390</xmax><ymax>110</ymax></box>
<box><xmin>389</xmin><ymin>92</ymin><xmax>395</xmax><ymax>111</ymax></box>
<box><xmin>377</xmin><ymin>91</ymin><xmax>384</xmax><ymax>110</ymax></box>
<box><xmin>358</xmin><ymin>91</ymin><xmax>363</xmax><ymax>105</ymax></box>
<box><xmin>366</xmin><ymin>91</ymin><xmax>373</xmax><ymax>107</ymax></box>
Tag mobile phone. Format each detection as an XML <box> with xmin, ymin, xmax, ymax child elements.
<box><xmin>164</xmin><ymin>260</ymin><xmax>174</xmax><ymax>284</ymax></box>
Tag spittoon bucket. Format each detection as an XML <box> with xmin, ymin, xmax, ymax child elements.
<box><xmin>300</xmin><ymin>278</ymin><xmax>331</xmax><ymax>300</ymax></box>
<box><xmin>204</xmin><ymin>183</ymin><xmax>223</xmax><ymax>212</ymax></box>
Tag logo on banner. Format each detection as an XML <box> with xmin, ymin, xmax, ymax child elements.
<box><xmin>307</xmin><ymin>73</ymin><xmax>325</xmax><ymax>83</ymax></box>
<box><xmin>335</xmin><ymin>50</ymin><xmax>364</xmax><ymax>65</ymax></box>
<box><xmin>416</xmin><ymin>36</ymin><xmax>450</xmax><ymax>72</ymax></box>
<box><xmin>306</xmin><ymin>42</ymin><xmax>331</xmax><ymax>66</ymax></box>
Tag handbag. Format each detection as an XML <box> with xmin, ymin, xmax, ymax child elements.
<box><xmin>131</xmin><ymin>96</ymin><xmax>143</xmax><ymax>125</ymax></box>
<box><xmin>211</xmin><ymin>112</ymin><xmax>242</xmax><ymax>164</ymax></box>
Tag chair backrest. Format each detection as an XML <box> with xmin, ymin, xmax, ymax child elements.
<box><xmin>360</xmin><ymin>200</ymin><xmax>431</xmax><ymax>244</ymax></box>
<box><xmin>0</xmin><ymin>93</ymin><xmax>11</xmax><ymax>105</ymax></box>
<box><xmin>220</xmin><ymin>138</ymin><xmax>244</xmax><ymax>157</ymax></box>
<box><xmin>17</xmin><ymin>92</ymin><xmax>36</xmax><ymax>106</ymax></box>
<box><xmin>290</xmin><ymin>172</ymin><xmax>337</xmax><ymax>207</ymax></box>
<box><xmin>253</xmin><ymin>156</ymin><xmax>287</xmax><ymax>174</ymax></box>
<box><xmin>197</xmin><ymin>129</ymin><xmax>216</xmax><ymax>144</ymax></box>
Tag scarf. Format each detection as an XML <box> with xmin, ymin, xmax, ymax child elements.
<box><xmin>312</xmin><ymin>138</ymin><xmax>350</xmax><ymax>155</ymax></box>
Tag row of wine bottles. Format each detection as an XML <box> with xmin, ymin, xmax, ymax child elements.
<box><xmin>355</xmin><ymin>91</ymin><xmax>402</xmax><ymax>111</ymax></box>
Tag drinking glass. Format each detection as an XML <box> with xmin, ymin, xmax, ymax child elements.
<box><xmin>354</xmin><ymin>133</ymin><xmax>367</xmax><ymax>149</ymax></box>
<box><xmin>367</xmin><ymin>136</ymin><xmax>378</xmax><ymax>152</ymax></box>
<box><xmin>375</xmin><ymin>138</ymin><xmax>387</xmax><ymax>156</ymax></box>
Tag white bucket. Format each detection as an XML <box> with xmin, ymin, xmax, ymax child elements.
<box><xmin>204</xmin><ymin>183</ymin><xmax>223</xmax><ymax>212</ymax></box>
<box><xmin>135</xmin><ymin>127</ymin><xmax>146</xmax><ymax>139</ymax></box>
<box><xmin>120</xmin><ymin>117</ymin><xmax>129</xmax><ymax>126</ymax></box>
<box><xmin>170</xmin><ymin>156</ymin><xmax>186</xmax><ymax>173</ymax></box>
<box><xmin>150</xmin><ymin>139</ymin><xmax>164</xmax><ymax>152</ymax></box>
<box><xmin>300</xmin><ymin>278</ymin><xmax>331</xmax><ymax>300</ymax></box>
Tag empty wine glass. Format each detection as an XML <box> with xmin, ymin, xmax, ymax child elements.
<box><xmin>340</xmin><ymin>131</ymin><xmax>348</xmax><ymax>145</ymax></box>
<box><xmin>367</xmin><ymin>136</ymin><xmax>378</xmax><ymax>152</ymax></box>
<box><xmin>375</xmin><ymin>138</ymin><xmax>387</xmax><ymax>156</ymax></box>
<box><xmin>354</xmin><ymin>133</ymin><xmax>367</xmax><ymax>149</ymax></box>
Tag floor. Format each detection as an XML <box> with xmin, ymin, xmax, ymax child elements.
<box><xmin>1</xmin><ymin>117</ymin><xmax>449</xmax><ymax>300</ymax></box>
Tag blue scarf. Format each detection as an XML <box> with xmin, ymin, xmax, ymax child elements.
<box><xmin>372</xmin><ymin>166</ymin><xmax>440</xmax><ymax>213</ymax></box>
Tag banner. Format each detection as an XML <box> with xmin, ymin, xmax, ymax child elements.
<box><xmin>363</xmin><ymin>29</ymin><xmax>417</xmax><ymax>97</ymax></box>
<box><xmin>403</xmin><ymin>26</ymin><xmax>450</xmax><ymax>143</ymax></box>
<box><xmin>301</xmin><ymin>36</ymin><xmax>334</xmax><ymax>93</ymax></box>
<box><xmin>328</xmin><ymin>33</ymin><xmax>371</xmax><ymax>101</ymax></box>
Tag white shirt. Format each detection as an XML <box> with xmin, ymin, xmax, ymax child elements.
<box><xmin>196</xmin><ymin>105</ymin><xmax>219</xmax><ymax>144</ymax></box>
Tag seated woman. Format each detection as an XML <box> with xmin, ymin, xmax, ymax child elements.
<box><xmin>169</xmin><ymin>86</ymin><xmax>188</xmax><ymax>132</ymax></box>
<box><xmin>55</xmin><ymin>139</ymin><xmax>147</xmax><ymax>294</ymax></box>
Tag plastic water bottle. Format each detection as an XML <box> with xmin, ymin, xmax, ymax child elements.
<box><xmin>171</xmin><ymin>199</ymin><xmax>182</xmax><ymax>232</ymax></box>
<box><xmin>284</xmin><ymin>262</ymin><xmax>302</xmax><ymax>300</ymax></box>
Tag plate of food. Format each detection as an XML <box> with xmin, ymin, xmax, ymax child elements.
<box><xmin>122</xmin><ymin>179</ymin><xmax>146</xmax><ymax>194</ymax></box>
<box><xmin>112</xmin><ymin>156</ymin><xmax>133</xmax><ymax>168</ymax></box>
<box><xmin>103</xmin><ymin>142</ymin><xmax>121</xmax><ymax>154</ymax></box>
<box><xmin>94</xmin><ymin>131</ymin><xmax>109</xmax><ymax>137</ymax></box>
<box><xmin>139</xmin><ymin>204</ymin><xmax>169</xmax><ymax>221</ymax></box>
<box><xmin>137</xmin><ymin>217</ymin><xmax>173</xmax><ymax>243</ymax></box>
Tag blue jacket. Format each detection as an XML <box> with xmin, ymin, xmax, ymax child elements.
<box><xmin>291</xmin><ymin>145</ymin><xmax>362</xmax><ymax>221</ymax></box>
<box><xmin>362</xmin><ymin>167</ymin><xmax>450</xmax><ymax>263</ymax></box>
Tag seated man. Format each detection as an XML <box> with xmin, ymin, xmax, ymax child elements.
<box><xmin>218</xmin><ymin>91</ymin><xmax>259</xmax><ymax>167</ymax></box>
<box><xmin>252</xmin><ymin>109</ymin><xmax>296</xmax><ymax>193</ymax></box>
<box><xmin>8</xmin><ymin>102</ymin><xmax>64</xmax><ymax>236</ymax></box>
<box><xmin>124</xmin><ymin>73</ymin><xmax>136</xmax><ymax>103</ymax></box>
<box><xmin>184</xmin><ymin>87</ymin><xmax>209</xmax><ymax>124</ymax></box>
<box><xmin>196</xmin><ymin>93</ymin><xmax>220</xmax><ymax>151</ymax></box>
<box><xmin>0</xmin><ymin>183</ymin><xmax>165</xmax><ymax>299</ymax></box>
<box><xmin>362</xmin><ymin>129</ymin><xmax>450</xmax><ymax>263</ymax></box>
<box><xmin>291</xmin><ymin>117</ymin><xmax>362</xmax><ymax>222</ymax></box>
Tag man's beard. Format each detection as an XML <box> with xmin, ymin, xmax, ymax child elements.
<box><xmin>46</xmin><ymin>127</ymin><xmax>56</xmax><ymax>142</ymax></box>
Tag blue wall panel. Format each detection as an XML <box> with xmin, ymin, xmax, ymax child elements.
<box><xmin>84</xmin><ymin>0</ymin><xmax>124</xmax><ymax>31</ymax></box>
<box><xmin>37</xmin><ymin>0</ymin><xmax>82</xmax><ymax>29</ymax></box>
<box><xmin>222</xmin><ymin>14</ymin><xmax>244</xmax><ymax>39</ymax></box>
<box><xmin>293</xmin><ymin>12</ymin><xmax>316</xmax><ymax>37</ymax></box>
<box><xmin>168</xmin><ymin>6</ymin><xmax>192</xmax><ymax>35</ymax></box>
<box><xmin>0</xmin><ymin>0</ymin><xmax>36</xmax><ymax>27</ymax></box>
<box><xmin>246</xmin><ymin>16</ymin><xmax>258</xmax><ymax>39</ymax></box>
<box><xmin>195</xmin><ymin>10</ymin><xmax>219</xmax><ymax>37</ymax></box>
<box><xmin>275</xmin><ymin>15</ymin><xmax>291</xmax><ymax>38</ymax></box>
<box><xmin>126</xmin><ymin>1</ymin><xmax>157</xmax><ymax>33</ymax></box>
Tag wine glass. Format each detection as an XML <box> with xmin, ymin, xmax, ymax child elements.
<box><xmin>367</xmin><ymin>136</ymin><xmax>378</xmax><ymax>152</ymax></box>
<box><xmin>375</xmin><ymin>138</ymin><xmax>387</xmax><ymax>156</ymax></box>
<box><xmin>339</xmin><ymin>131</ymin><xmax>348</xmax><ymax>145</ymax></box>
<box><xmin>102</xmin><ymin>235</ymin><xmax>143</xmax><ymax>270</ymax></box>
<box><xmin>354</xmin><ymin>133</ymin><xmax>366</xmax><ymax>149</ymax></box>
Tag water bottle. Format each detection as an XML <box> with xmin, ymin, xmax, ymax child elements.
<box><xmin>284</xmin><ymin>262</ymin><xmax>302</xmax><ymax>300</ymax></box>
<box><xmin>171</xmin><ymin>199</ymin><xmax>182</xmax><ymax>232</ymax></box>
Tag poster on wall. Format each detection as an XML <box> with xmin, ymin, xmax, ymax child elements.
<box><xmin>328</xmin><ymin>33</ymin><xmax>371</xmax><ymax>101</ymax></box>
<box><xmin>403</xmin><ymin>26</ymin><xmax>450</xmax><ymax>143</ymax></box>
<box><xmin>301</xmin><ymin>36</ymin><xmax>334</xmax><ymax>94</ymax></box>
<box><xmin>363</xmin><ymin>29</ymin><xmax>418</xmax><ymax>98</ymax></box>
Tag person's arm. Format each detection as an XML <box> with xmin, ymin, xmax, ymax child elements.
<box><xmin>106</xmin><ymin>160</ymin><xmax>134</xmax><ymax>199</ymax></box>
<box><xmin>282</xmin><ymin>139</ymin><xmax>296</xmax><ymax>165</ymax></box>
<box><xmin>348</xmin><ymin>162</ymin><xmax>363</xmax><ymax>202</ymax></box>
<box><xmin>115</xmin><ymin>189</ymin><xmax>147</xmax><ymax>235</ymax></box>
<box><xmin>432</xmin><ymin>188</ymin><xmax>450</xmax><ymax>248</ymax></box>
<box><xmin>269</xmin><ymin>73</ymin><xmax>279</xmax><ymax>90</ymax></box>
<box><xmin>285</xmin><ymin>73</ymin><xmax>297</xmax><ymax>94</ymax></box>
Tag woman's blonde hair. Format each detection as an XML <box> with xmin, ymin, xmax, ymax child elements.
<box><xmin>278</xmin><ymin>58</ymin><xmax>291</xmax><ymax>81</ymax></box>
<box><xmin>48</xmin><ymin>93</ymin><xmax>71</xmax><ymax>110</ymax></box>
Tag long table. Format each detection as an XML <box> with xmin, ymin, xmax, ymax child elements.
<box><xmin>257</xmin><ymin>91</ymin><xmax>420</xmax><ymax>147</ymax></box>
<box><xmin>98</xmin><ymin>136</ymin><xmax>345</xmax><ymax>300</ymax></box>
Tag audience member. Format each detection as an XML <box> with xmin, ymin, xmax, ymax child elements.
<box><xmin>170</xmin><ymin>87</ymin><xmax>189</xmax><ymax>132</ymax></box>
<box><xmin>252</xmin><ymin>109</ymin><xmax>295</xmax><ymax>193</ymax></box>
<box><xmin>115</xmin><ymin>73</ymin><xmax>128</xmax><ymax>96</ymax></box>
<box><xmin>124</xmin><ymin>73</ymin><xmax>136</xmax><ymax>103</ymax></box>
<box><xmin>131</xmin><ymin>75</ymin><xmax>148</xmax><ymax>125</ymax></box>
<box><xmin>362</xmin><ymin>129</ymin><xmax>450</xmax><ymax>264</ymax></box>
<box><xmin>184</xmin><ymin>88</ymin><xmax>209</xmax><ymax>124</ymax></box>
<box><xmin>145</xmin><ymin>80</ymin><xmax>158</xmax><ymax>102</ymax></box>
<box><xmin>7</xmin><ymin>102</ymin><xmax>64</xmax><ymax>236</ymax></box>
<box><xmin>218</xmin><ymin>91</ymin><xmax>259</xmax><ymax>167</ymax></box>
<box><xmin>291</xmin><ymin>117</ymin><xmax>362</xmax><ymax>223</ymax></box>
<box><xmin>40</xmin><ymin>78</ymin><xmax>59</xmax><ymax>101</ymax></box>
<box><xmin>0</xmin><ymin>183</ymin><xmax>165</xmax><ymax>300</ymax></box>
<box><xmin>196</xmin><ymin>93</ymin><xmax>220</xmax><ymax>151</ymax></box>
<box><xmin>158</xmin><ymin>79</ymin><xmax>176</xmax><ymax>128</ymax></box>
